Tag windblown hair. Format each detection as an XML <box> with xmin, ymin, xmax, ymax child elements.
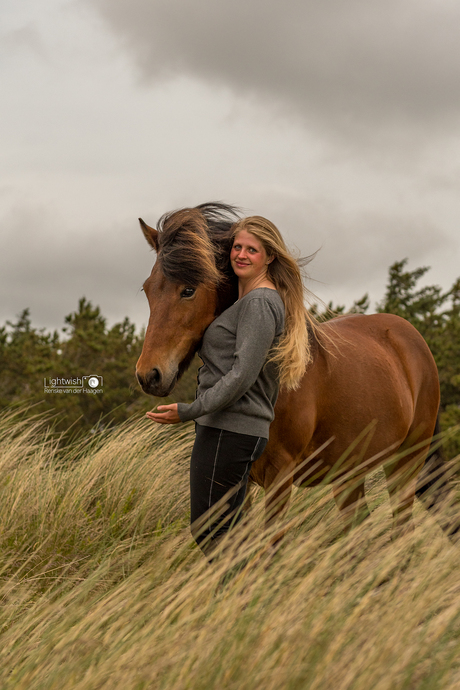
<box><xmin>231</xmin><ymin>216</ymin><xmax>319</xmax><ymax>391</ymax></box>
<box><xmin>156</xmin><ymin>203</ymin><xmax>240</xmax><ymax>287</ymax></box>
<box><xmin>155</xmin><ymin>204</ymin><xmax>320</xmax><ymax>390</ymax></box>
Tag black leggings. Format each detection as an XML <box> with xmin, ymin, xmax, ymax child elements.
<box><xmin>190</xmin><ymin>424</ymin><xmax>267</xmax><ymax>553</ymax></box>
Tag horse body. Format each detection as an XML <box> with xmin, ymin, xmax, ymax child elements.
<box><xmin>136</xmin><ymin>204</ymin><xmax>440</xmax><ymax>534</ymax></box>
<box><xmin>252</xmin><ymin>313</ymin><xmax>440</xmax><ymax>530</ymax></box>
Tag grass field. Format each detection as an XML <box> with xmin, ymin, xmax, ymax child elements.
<box><xmin>1</xmin><ymin>408</ymin><xmax>460</xmax><ymax>689</ymax></box>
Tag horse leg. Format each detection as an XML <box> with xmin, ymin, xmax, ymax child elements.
<box><xmin>243</xmin><ymin>480</ymin><xmax>254</xmax><ymax>513</ymax></box>
<box><xmin>262</xmin><ymin>454</ymin><xmax>296</xmax><ymax>548</ymax></box>
<box><xmin>383</xmin><ymin>452</ymin><xmax>424</xmax><ymax>537</ymax></box>
<box><xmin>333</xmin><ymin>479</ymin><xmax>370</xmax><ymax>534</ymax></box>
<box><xmin>240</xmin><ymin>479</ymin><xmax>257</xmax><ymax>522</ymax></box>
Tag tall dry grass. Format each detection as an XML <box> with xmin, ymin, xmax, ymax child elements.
<box><xmin>1</xmin><ymin>408</ymin><xmax>460</xmax><ymax>689</ymax></box>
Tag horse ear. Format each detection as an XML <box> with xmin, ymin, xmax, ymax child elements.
<box><xmin>139</xmin><ymin>218</ymin><xmax>159</xmax><ymax>251</ymax></box>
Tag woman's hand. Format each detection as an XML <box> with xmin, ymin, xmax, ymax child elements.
<box><xmin>146</xmin><ymin>403</ymin><xmax>181</xmax><ymax>425</ymax></box>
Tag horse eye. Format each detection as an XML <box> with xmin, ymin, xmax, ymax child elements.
<box><xmin>180</xmin><ymin>287</ymin><xmax>196</xmax><ymax>299</ymax></box>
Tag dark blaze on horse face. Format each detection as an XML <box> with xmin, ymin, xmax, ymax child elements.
<box><xmin>136</xmin><ymin>202</ymin><xmax>444</xmax><ymax>538</ymax></box>
<box><xmin>136</xmin><ymin>204</ymin><xmax>239</xmax><ymax>397</ymax></box>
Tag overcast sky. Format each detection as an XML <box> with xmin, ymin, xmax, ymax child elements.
<box><xmin>2</xmin><ymin>0</ymin><xmax>460</xmax><ymax>333</ymax></box>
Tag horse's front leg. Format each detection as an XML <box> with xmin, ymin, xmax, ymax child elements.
<box><xmin>332</xmin><ymin>478</ymin><xmax>370</xmax><ymax>534</ymax></box>
<box><xmin>241</xmin><ymin>479</ymin><xmax>256</xmax><ymax>519</ymax></box>
<box><xmin>258</xmin><ymin>448</ymin><xmax>296</xmax><ymax>548</ymax></box>
<box><xmin>384</xmin><ymin>453</ymin><xmax>423</xmax><ymax>538</ymax></box>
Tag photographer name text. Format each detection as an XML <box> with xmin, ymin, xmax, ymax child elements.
<box><xmin>44</xmin><ymin>375</ymin><xmax>103</xmax><ymax>395</ymax></box>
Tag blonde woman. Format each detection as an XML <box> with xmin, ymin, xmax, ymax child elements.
<box><xmin>147</xmin><ymin>216</ymin><xmax>312</xmax><ymax>554</ymax></box>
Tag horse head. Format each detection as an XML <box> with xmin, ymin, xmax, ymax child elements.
<box><xmin>136</xmin><ymin>203</ymin><xmax>239</xmax><ymax>397</ymax></box>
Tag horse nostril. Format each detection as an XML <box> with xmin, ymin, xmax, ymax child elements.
<box><xmin>141</xmin><ymin>368</ymin><xmax>162</xmax><ymax>392</ymax></box>
<box><xmin>149</xmin><ymin>368</ymin><xmax>161</xmax><ymax>385</ymax></box>
<box><xmin>136</xmin><ymin>367</ymin><xmax>163</xmax><ymax>395</ymax></box>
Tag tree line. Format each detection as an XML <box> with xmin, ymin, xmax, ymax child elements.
<box><xmin>1</xmin><ymin>260</ymin><xmax>459</xmax><ymax>453</ymax></box>
<box><xmin>0</xmin><ymin>298</ymin><xmax>196</xmax><ymax>442</ymax></box>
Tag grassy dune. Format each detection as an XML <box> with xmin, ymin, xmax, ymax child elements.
<box><xmin>1</xmin><ymin>409</ymin><xmax>460</xmax><ymax>689</ymax></box>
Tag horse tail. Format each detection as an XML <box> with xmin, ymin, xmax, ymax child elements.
<box><xmin>415</xmin><ymin>412</ymin><xmax>460</xmax><ymax>539</ymax></box>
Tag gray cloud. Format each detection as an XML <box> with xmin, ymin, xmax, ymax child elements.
<box><xmin>86</xmin><ymin>0</ymin><xmax>460</xmax><ymax>144</ymax></box>
<box><xmin>0</xmin><ymin>201</ymin><xmax>155</xmax><ymax>331</ymax></box>
<box><xmin>1</xmin><ymin>24</ymin><xmax>46</xmax><ymax>59</ymax></box>
<box><xmin>246</xmin><ymin>188</ymin><xmax>454</xmax><ymax>308</ymax></box>
<box><xmin>2</xmin><ymin>0</ymin><xmax>458</xmax><ymax>333</ymax></box>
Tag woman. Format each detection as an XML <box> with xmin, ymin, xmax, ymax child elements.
<box><xmin>147</xmin><ymin>216</ymin><xmax>312</xmax><ymax>554</ymax></box>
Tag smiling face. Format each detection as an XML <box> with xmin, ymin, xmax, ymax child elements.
<box><xmin>230</xmin><ymin>230</ymin><xmax>271</xmax><ymax>283</ymax></box>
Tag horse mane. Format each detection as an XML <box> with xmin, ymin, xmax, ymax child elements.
<box><xmin>156</xmin><ymin>202</ymin><xmax>241</xmax><ymax>287</ymax></box>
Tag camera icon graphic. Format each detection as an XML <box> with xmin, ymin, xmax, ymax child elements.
<box><xmin>82</xmin><ymin>375</ymin><xmax>103</xmax><ymax>388</ymax></box>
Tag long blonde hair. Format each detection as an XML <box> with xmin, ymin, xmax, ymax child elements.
<box><xmin>231</xmin><ymin>216</ymin><xmax>319</xmax><ymax>391</ymax></box>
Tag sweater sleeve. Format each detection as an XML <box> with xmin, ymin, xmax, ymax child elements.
<box><xmin>177</xmin><ymin>297</ymin><xmax>277</xmax><ymax>422</ymax></box>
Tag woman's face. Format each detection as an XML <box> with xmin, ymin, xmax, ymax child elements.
<box><xmin>230</xmin><ymin>230</ymin><xmax>270</xmax><ymax>281</ymax></box>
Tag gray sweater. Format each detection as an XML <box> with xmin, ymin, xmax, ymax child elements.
<box><xmin>177</xmin><ymin>288</ymin><xmax>285</xmax><ymax>438</ymax></box>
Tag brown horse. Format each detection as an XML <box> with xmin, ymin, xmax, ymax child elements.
<box><xmin>136</xmin><ymin>203</ymin><xmax>441</xmax><ymax>534</ymax></box>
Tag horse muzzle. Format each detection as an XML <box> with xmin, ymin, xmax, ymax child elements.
<box><xmin>136</xmin><ymin>367</ymin><xmax>177</xmax><ymax>397</ymax></box>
